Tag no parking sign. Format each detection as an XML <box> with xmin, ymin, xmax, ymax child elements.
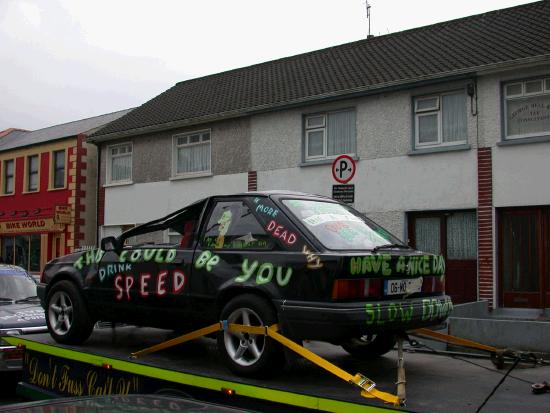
<box><xmin>331</xmin><ymin>155</ymin><xmax>356</xmax><ymax>184</ymax></box>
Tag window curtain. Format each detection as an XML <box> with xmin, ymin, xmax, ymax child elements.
<box><xmin>442</xmin><ymin>93</ymin><xmax>466</xmax><ymax>142</ymax></box>
<box><xmin>447</xmin><ymin>212</ymin><xmax>477</xmax><ymax>260</ymax></box>
<box><xmin>327</xmin><ymin>110</ymin><xmax>356</xmax><ymax>156</ymax></box>
<box><xmin>415</xmin><ymin>217</ymin><xmax>441</xmax><ymax>254</ymax></box>
<box><xmin>111</xmin><ymin>154</ymin><xmax>131</xmax><ymax>181</ymax></box>
<box><xmin>177</xmin><ymin>143</ymin><xmax>210</xmax><ymax>174</ymax></box>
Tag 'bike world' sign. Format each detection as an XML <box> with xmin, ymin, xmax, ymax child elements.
<box><xmin>0</xmin><ymin>218</ymin><xmax>64</xmax><ymax>234</ymax></box>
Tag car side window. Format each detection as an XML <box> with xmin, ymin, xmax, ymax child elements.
<box><xmin>201</xmin><ymin>201</ymin><xmax>273</xmax><ymax>250</ymax></box>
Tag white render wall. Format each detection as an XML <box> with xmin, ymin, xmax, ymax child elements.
<box><xmin>103</xmin><ymin>173</ymin><xmax>247</xmax><ymax>226</ymax></box>
<box><xmin>252</xmin><ymin>80</ymin><xmax>479</xmax><ymax>236</ymax></box>
<box><xmin>493</xmin><ymin>143</ymin><xmax>550</xmax><ymax>207</ymax></box>
<box><xmin>478</xmin><ymin>66</ymin><xmax>550</xmax><ymax>208</ymax></box>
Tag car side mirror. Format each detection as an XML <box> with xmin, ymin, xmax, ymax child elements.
<box><xmin>101</xmin><ymin>236</ymin><xmax>120</xmax><ymax>253</ymax></box>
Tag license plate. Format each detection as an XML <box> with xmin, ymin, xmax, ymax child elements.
<box><xmin>384</xmin><ymin>277</ymin><xmax>423</xmax><ymax>296</ymax></box>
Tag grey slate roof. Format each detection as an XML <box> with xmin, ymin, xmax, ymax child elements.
<box><xmin>0</xmin><ymin>108</ymin><xmax>133</xmax><ymax>152</ymax></box>
<box><xmin>92</xmin><ymin>1</ymin><xmax>550</xmax><ymax>140</ymax></box>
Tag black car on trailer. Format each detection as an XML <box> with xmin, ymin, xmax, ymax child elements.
<box><xmin>38</xmin><ymin>191</ymin><xmax>452</xmax><ymax>376</ymax></box>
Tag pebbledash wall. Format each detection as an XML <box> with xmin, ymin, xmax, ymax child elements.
<box><xmin>97</xmin><ymin>65</ymin><xmax>550</xmax><ymax>311</ymax></box>
<box><xmin>99</xmin><ymin>118</ymin><xmax>250</xmax><ymax>233</ymax></box>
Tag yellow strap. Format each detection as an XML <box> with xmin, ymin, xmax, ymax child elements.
<box><xmin>130</xmin><ymin>322</ymin><xmax>222</xmax><ymax>358</ymax></box>
<box><xmin>413</xmin><ymin>328</ymin><xmax>501</xmax><ymax>353</ymax></box>
<box><xmin>267</xmin><ymin>327</ymin><xmax>402</xmax><ymax>406</ymax></box>
<box><xmin>130</xmin><ymin>322</ymin><xmax>402</xmax><ymax>406</ymax></box>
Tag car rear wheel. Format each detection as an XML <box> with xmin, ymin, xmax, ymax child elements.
<box><xmin>46</xmin><ymin>280</ymin><xmax>94</xmax><ymax>344</ymax></box>
<box><xmin>341</xmin><ymin>333</ymin><xmax>396</xmax><ymax>359</ymax></box>
<box><xmin>217</xmin><ymin>294</ymin><xmax>284</xmax><ymax>377</ymax></box>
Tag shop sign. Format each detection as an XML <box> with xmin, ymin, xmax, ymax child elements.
<box><xmin>54</xmin><ymin>205</ymin><xmax>72</xmax><ymax>224</ymax></box>
<box><xmin>0</xmin><ymin>218</ymin><xmax>64</xmax><ymax>234</ymax></box>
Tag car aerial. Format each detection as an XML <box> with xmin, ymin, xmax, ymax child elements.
<box><xmin>38</xmin><ymin>191</ymin><xmax>453</xmax><ymax>377</ymax></box>
<box><xmin>0</xmin><ymin>264</ymin><xmax>47</xmax><ymax>372</ymax></box>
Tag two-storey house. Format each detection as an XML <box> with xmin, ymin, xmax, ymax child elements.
<box><xmin>89</xmin><ymin>1</ymin><xmax>550</xmax><ymax>314</ymax></box>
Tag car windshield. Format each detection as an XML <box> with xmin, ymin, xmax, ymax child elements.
<box><xmin>0</xmin><ymin>274</ymin><xmax>38</xmax><ymax>302</ymax></box>
<box><xmin>283</xmin><ymin>199</ymin><xmax>403</xmax><ymax>250</ymax></box>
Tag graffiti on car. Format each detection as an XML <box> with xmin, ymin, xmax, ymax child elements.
<box><xmin>302</xmin><ymin>245</ymin><xmax>323</xmax><ymax>269</ymax></box>
<box><xmin>235</xmin><ymin>258</ymin><xmax>293</xmax><ymax>287</ymax></box>
<box><xmin>114</xmin><ymin>270</ymin><xmax>186</xmax><ymax>301</ymax></box>
<box><xmin>350</xmin><ymin>254</ymin><xmax>445</xmax><ymax>277</ymax></box>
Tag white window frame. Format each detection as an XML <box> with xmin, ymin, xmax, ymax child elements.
<box><xmin>414</xmin><ymin>91</ymin><xmax>467</xmax><ymax>149</ymax></box>
<box><xmin>171</xmin><ymin>129</ymin><xmax>211</xmax><ymax>178</ymax></box>
<box><xmin>503</xmin><ymin>77</ymin><xmax>550</xmax><ymax>140</ymax></box>
<box><xmin>106</xmin><ymin>142</ymin><xmax>133</xmax><ymax>185</ymax></box>
<box><xmin>304</xmin><ymin>110</ymin><xmax>356</xmax><ymax>161</ymax></box>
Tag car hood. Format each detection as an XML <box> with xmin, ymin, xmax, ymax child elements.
<box><xmin>0</xmin><ymin>302</ymin><xmax>46</xmax><ymax>331</ymax></box>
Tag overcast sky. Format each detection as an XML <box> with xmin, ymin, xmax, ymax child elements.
<box><xmin>0</xmin><ymin>0</ymin><xmax>536</xmax><ymax>132</ymax></box>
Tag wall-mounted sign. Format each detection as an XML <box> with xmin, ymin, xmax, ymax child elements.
<box><xmin>54</xmin><ymin>205</ymin><xmax>72</xmax><ymax>224</ymax></box>
<box><xmin>332</xmin><ymin>184</ymin><xmax>355</xmax><ymax>204</ymax></box>
<box><xmin>0</xmin><ymin>218</ymin><xmax>64</xmax><ymax>234</ymax></box>
<box><xmin>332</xmin><ymin>155</ymin><xmax>356</xmax><ymax>184</ymax></box>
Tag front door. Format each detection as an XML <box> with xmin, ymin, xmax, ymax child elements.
<box><xmin>408</xmin><ymin>211</ymin><xmax>478</xmax><ymax>304</ymax></box>
<box><xmin>499</xmin><ymin>207</ymin><xmax>550</xmax><ymax>308</ymax></box>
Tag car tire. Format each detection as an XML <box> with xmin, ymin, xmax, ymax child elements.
<box><xmin>217</xmin><ymin>294</ymin><xmax>284</xmax><ymax>377</ymax></box>
<box><xmin>46</xmin><ymin>280</ymin><xmax>94</xmax><ymax>344</ymax></box>
<box><xmin>341</xmin><ymin>333</ymin><xmax>396</xmax><ymax>359</ymax></box>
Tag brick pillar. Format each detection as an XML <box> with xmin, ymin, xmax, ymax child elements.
<box><xmin>98</xmin><ymin>185</ymin><xmax>105</xmax><ymax>227</ymax></box>
<box><xmin>74</xmin><ymin>134</ymin><xmax>87</xmax><ymax>249</ymax></box>
<box><xmin>248</xmin><ymin>171</ymin><xmax>257</xmax><ymax>191</ymax></box>
<box><xmin>477</xmin><ymin>148</ymin><xmax>494</xmax><ymax>308</ymax></box>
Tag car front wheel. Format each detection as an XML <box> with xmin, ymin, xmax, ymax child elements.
<box><xmin>341</xmin><ymin>333</ymin><xmax>396</xmax><ymax>359</ymax></box>
<box><xmin>46</xmin><ymin>280</ymin><xmax>94</xmax><ymax>344</ymax></box>
<box><xmin>217</xmin><ymin>294</ymin><xmax>284</xmax><ymax>377</ymax></box>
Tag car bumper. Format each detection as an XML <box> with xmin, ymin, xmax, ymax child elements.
<box><xmin>277</xmin><ymin>295</ymin><xmax>453</xmax><ymax>342</ymax></box>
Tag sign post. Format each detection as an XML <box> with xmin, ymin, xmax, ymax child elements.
<box><xmin>331</xmin><ymin>155</ymin><xmax>356</xmax><ymax>204</ymax></box>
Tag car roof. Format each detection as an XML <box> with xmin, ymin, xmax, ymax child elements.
<box><xmin>221</xmin><ymin>190</ymin><xmax>334</xmax><ymax>200</ymax></box>
<box><xmin>0</xmin><ymin>265</ymin><xmax>29</xmax><ymax>277</ymax></box>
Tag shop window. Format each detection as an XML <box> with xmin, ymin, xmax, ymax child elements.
<box><xmin>51</xmin><ymin>150</ymin><xmax>66</xmax><ymax>189</ymax></box>
<box><xmin>172</xmin><ymin>130</ymin><xmax>211</xmax><ymax>177</ymax></box>
<box><xmin>413</xmin><ymin>91</ymin><xmax>467</xmax><ymax>149</ymax></box>
<box><xmin>2</xmin><ymin>159</ymin><xmax>15</xmax><ymax>195</ymax></box>
<box><xmin>304</xmin><ymin>109</ymin><xmax>356</xmax><ymax>161</ymax></box>
<box><xmin>1</xmin><ymin>235</ymin><xmax>41</xmax><ymax>272</ymax></box>
<box><xmin>503</xmin><ymin>76</ymin><xmax>550</xmax><ymax>140</ymax></box>
<box><xmin>107</xmin><ymin>143</ymin><xmax>133</xmax><ymax>184</ymax></box>
<box><xmin>26</xmin><ymin>155</ymin><xmax>39</xmax><ymax>192</ymax></box>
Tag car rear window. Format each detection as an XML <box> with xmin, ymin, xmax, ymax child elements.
<box><xmin>282</xmin><ymin>199</ymin><xmax>401</xmax><ymax>250</ymax></box>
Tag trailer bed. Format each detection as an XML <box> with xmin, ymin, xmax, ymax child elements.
<box><xmin>5</xmin><ymin>326</ymin><xmax>549</xmax><ymax>413</ymax></box>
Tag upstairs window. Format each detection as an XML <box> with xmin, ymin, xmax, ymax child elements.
<box><xmin>173</xmin><ymin>130</ymin><xmax>211</xmax><ymax>177</ymax></box>
<box><xmin>26</xmin><ymin>155</ymin><xmax>39</xmax><ymax>192</ymax></box>
<box><xmin>304</xmin><ymin>109</ymin><xmax>356</xmax><ymax>161</ymax></box>
<box><xmin>2</xmin><ymin>159</ymin><xmax>15</xmax><ymax>195</ymax></box>
<box><xmin>504</xmin><ymin>77</ymin><xmax>550</xmax><ymax>140</ymax></box>
<box><xmin>414</xmin><ymin>91</ymin><xmax>467</xmax><ymax>149</ymax></box>
<box><xmin>107</xmin><ymin>143</ymin><xmax>132</xmax><ymax>184</ymax></box>
<box><xmin>51</xmin><ymin>150</ymin><xmax>66</xmax><ymax>189</ymax></box>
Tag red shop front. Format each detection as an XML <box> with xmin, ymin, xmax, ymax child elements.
<box><xmin>0</xmin><ymin>214</ymin><xmax>68</xmax><ymax>277</ymax></box>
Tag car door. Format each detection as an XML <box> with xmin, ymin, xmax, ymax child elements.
<box><xmin>190</xmin><ymin>196</ymin><xmax>289</xmax><ymax>325</ymax></box>
<box><xmin>87</xmin><ymin>203</ymin><xmax>205</xmax><ymax>328</ymax></box>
